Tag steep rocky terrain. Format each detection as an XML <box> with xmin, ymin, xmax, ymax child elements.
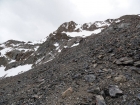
<box><xmin>0</xmin><ymin>15</ymin><xmax>140</xmax><ymax>105</ymax></box>
<box><xmin>0</xmin><ymin>17</ymin><xmax>117</xmax><ymax>77</ymax></box>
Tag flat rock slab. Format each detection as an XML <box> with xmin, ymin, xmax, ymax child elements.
<box><xmin>109</xmin><ymin>85</ymin><xmax>123</xmax><ymax>97</ymax></box>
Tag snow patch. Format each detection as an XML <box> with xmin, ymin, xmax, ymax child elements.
<box><xmin>115</xmin><ymin>20</ymin><xmax>121</xmax><ymax>23</ymax></box>
<box><xmin>35</xmin><ymin>57</ymin><xmax>44</xmax><ymax>64</ymax></box>
<box><xmin>0</xmin><ymin>64</ymin><xmax>32</xmax><ymax>78</ymax></box>
<box><xmin>64</xmin><ymin>46</ymin><xmax>67</xmax><ymax>48</ymax></box>
<box><xmin>54</xmin><ymin>43</ymin><xmax>59</xmax><ymax>47</ymax></box>
<box><xmin>0</xmin><ymin>44</ymin><xmax>5</xmax><ymax>48</ymax></box>
<box><xmin>75</xmin><ymin>24</ymin><xmax>82</xmax><ymax>30</ymax></box>
<box><xmin>92</xmin><ymin>28</ymin><xmax>104</xmax><ymax>34</ymax></box>
<box><xmin>18</xmin><ymin>48</ymin><xmax>31</xmax><ymax>52</ymax></box>
<box><xmin>71</xmin><ymin>43</ymin><xmax>79</xmax><ymax>47</ymax></box>
<box><xmin>95</xmin><ymin>21</ymin><xmax>110</xmax><ymax>27</ymax></box>
<box><xmin>10</xmin><ymin>43</ymin><xmax>21</xmax><ymax>47</ymax></box>
<box><xmin>86</xmin><ymin>23</ymin><xmax>93</xmax><ymax>28</ymax></box>
<box><xmin>34</xmin><ymin>46</ymin><xmax>39</xmax><ymax>51</ymax></box>
<box><xmin>63</xmin><ymin>28</ymin><xmax>103</xmax><ymax>38</ymax></box>
<box><xmin>9</xmin><ymin>60</ymin><xmax>16</xmax><ymax>64</ymax></box>
<box><xmin>58</xmin><ymin>49</ymin><xmax>62</xmax><ymax>52</ymax></box>
<box><xmin>0</xmin><ymin>47</ymin><xmax>12</xmax><ymax>56</ymax></box>
<box><xmin>44</xmin><ymin>58</ymin><xmax>53</xmax><ymax>64</ymax></box>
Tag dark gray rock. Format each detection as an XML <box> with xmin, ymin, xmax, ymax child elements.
<box><xmin>108</xmin><ymin>85</ymin><xmax>123</xmax><ymax>97</ymax></box>
<box><xmin>0</xmin><ymin>57</ymin><xmax>8</xmax><ymax>66</ymax></box>
<box><xmin>136</xmin><ymin>93</ymin><xmax>140</xmax><ymax>100</ymax></box>
<box><xmin>128</xmin><ymin>99</ymin><xmax>137</xmax><ymax>105</ymax></box>
<box><xmin>117</xmin><ymin>23</ymin><xmax>131</xmax><ymax>29</ymax></box>
<box><xmin>115</xmin><ymin>57</ymin><xmax>134</xmax><ymax>65</ymax></box>
<box><xmin>96</xmin><ymin>95</ymin><xmax>106</xmax><ymax>105</ymax></box>
<box><xmin>87</xmin><ymin>86</ymin><xmax>100</xmax><ymax>94</ymax></box>
<box><xmin>84</xmin><ymin>74</ymin><xmax>96</xmax><ymax>83</ymax></box>
<box><xmin>136</xmin><ymin>24</ymin><xmax>140</xmax><ymax>28</ymax></box>
<box><xmin>130</xmin><ymin>67</ymin><xmax>140</xmax><ymax>74</ymax></box>
<box><xmin>5</xmin><ymin>62</ymin><xmax>21</xmax><ymax>70</ymax></box>
<box><xmin>134</xmin><ymin>61</ymin><xmax>140</xmax><ymax>67</ymax></box>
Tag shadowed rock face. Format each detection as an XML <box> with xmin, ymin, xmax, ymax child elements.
<box><xmin>0</xmin><ymin>57</ymin><xmax>8</xmax><ymax>66</ymax></box>
<box><xmin>0</xmin><ymin>15</ymin><xmax>140</xmax><ymax>105</ymax></box>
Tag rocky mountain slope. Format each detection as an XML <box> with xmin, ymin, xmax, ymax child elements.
<box><xmin>0</xmin><ymin>14</ymin><xmax>140</xmax><ymax>105</ymax></box>
<box><xmin>0</xmin><ymin>17</ymin><xmax>120</xmax><ymax>78</ymax></box>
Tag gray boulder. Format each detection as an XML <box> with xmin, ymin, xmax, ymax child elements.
<box><xmin>115</xmin><ymin>57</ymin><xmax>134</xmax><ymax>65</ymax></box>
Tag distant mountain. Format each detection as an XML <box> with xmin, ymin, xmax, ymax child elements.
<box><xmin>0</xmin><ymin>14</ymin><xmax>140</xmax><ymax>105</ymax></box>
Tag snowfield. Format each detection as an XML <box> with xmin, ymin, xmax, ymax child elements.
<box><xmin>0</xmin><ymin>64</ymin><xmax>32</xmax><ymax>78</ymax></box>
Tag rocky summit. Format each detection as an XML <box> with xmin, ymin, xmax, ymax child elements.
<box><xmin>0</xmin><ymin>15</ymin><xmax>140</xmax><ymax>105</ymax></box>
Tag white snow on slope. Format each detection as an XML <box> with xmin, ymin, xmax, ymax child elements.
<box><xmin>75</xmin><ymin>24</ymin><xmax>82</xmax><ymax>30</ymax></box>
<box><xmin>35</xmin><ymin>56</ymin><xmax>44</xmax><ymax>64</ymax></box>
<box><xmin>63</xmin><ymin>28</ymin><xmax>103</xmax><ymax>38</ymax></box>
<box><xmin>71</xmin><ymin>43</ymin><xmax>79</xmax><ymax>47</ymax></box>
<box><xmin>58</xmin><ymin>49</ymin><xmax>62</xmax><ymax>52</ymax></box>
<box><xmin>0</xmin><ymin>47</ymin><xmax>12</xmax><ymax>57</ymax></box>
<box><xmin>0</xmin><ymin>64</ymin><xmax>32</xmax><ymax>78</ymax></box>
<box><xmin>94</xmin><ymin>21</ymin><xmax>110</xmax><ymax>27</ymax></box>
<box><xmin>0</xmin><ymin>43</ymin><xmax>5</xmax><ymax>47</ymax></box>
<box><xmin>9</xmin><ymin>60</ymin><xmax>16</xmax><ymax>64</ymax></box>
<box><xmin>115</xmin><ymin>20</ymin><xmax>121</xmax><ymax>23</ymax></box>
<box><xmin>34</xmin><ymin>46</ymin><xmax>39</xmax><ymax>51</ymax></box>
<box><xmin>0</xmin><ymin>46</ymin><xmax>34</xmax><ymax>57</ymax></box>
<box><xmin>54</xmin><ymin>43</ymin><xmax>59</xmax><ymax>47</ymax></box>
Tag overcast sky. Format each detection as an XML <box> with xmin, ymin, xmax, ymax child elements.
<box><xmin>0</xmin><ymin>0</ymin><xmax>140</xmax><ymax>43</ymax></box>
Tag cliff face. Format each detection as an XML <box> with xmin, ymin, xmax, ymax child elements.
<box><xmin>0</xmin><ymin>15</ymin><xmax>140</xmax><ymax>105</ymax></box>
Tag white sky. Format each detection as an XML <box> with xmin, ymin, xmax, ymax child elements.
<box><xmin>0</xmin><ymin>0</ymin><xmax>140</xmax><ymax>43</ymax></box>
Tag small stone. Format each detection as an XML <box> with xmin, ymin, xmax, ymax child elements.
<box><xmin>136</xmin><ymin>24</ymin><xmax>140</xmax><ymax>28</ymax></box>
<box><xmin>115</xmin><ymin>57</ymin><xmax>134</xmax><ymax>65</ymax></box>
<box><xmin>84</xmin><ymin>74</ymin><xmax>96</xmax><ymax>83</ymax></box>
<box><xmin>122</xmin><ymin>95</ymin><xmax>127</xmax><ymax>102</ymax></box>
<box><xmin>87</xmin><ymin>86</ymin><xmax>100</xmax><ymax>94</ymax></box>
<box><xmin>96</xmin><ymin>95</ymin><xmax>106</xmax><ymax>105</ymax></box>
<box><xmin>108</xmin><ymin>48</ymin><xmax>113</xmax><ymax>53</ymax></box>
<box><xmin>107</xmin><ymin>75</ymin><xmax>112</xmax><ymax>79</ymax></box>
<box><xmin>130</xmin><ymin>67</ymin><xmax>140</xmax><ymax>74</ymax></box>
<box><xmin>93</xmin><ymin>64</ymin><xmax>98</xmax><ymax>68</ymax></box>
<box><xmin>134</xmin><ymin>61</ymin><xmax>140</xmax><ymax>67</ymax></box>
<box><xmin>128</xmin><ymin>99</ymin><xmax>137</xmax><ymax>105</ymax></box>
<box><xmin>97</xmin><ymin>69</ymin><xmax>104</xmax><ymax>73</ymax></box>
<box><xmin>92</xmin><ymin>60</ymin><xmax>96</xmax><ymax>63</ymax></box>
<box><xmin>115</xmin><ymin>60</ymin><xmax>122</xmax><ymax>65</ymax></box>
<box><xmin>109</xmin><ymin>85</ymin><xmax>123</xmax><ymax>97</ymax></box>
<box><xmin>98</xmin><ymin>55</ymin><xmax>104</xmax><ymax>59</ymax></box>
<box><xmin>62</xmin><ymin>87</ymin><xmax>73</xmax><ymax>98</ymax></box>
<box><xmin>136</xmin><ymin>93</ymin><xmax>140</xmax><ymax>100</ymax></box>
<box><xmin>102</xmin><ymin>68</ymin><xmax>109</xmax><ymax>72</ymax></box>
<box><xmin>114</xmin><ymin>75</ymin><xmax>126</xmax><ymax>82</ymax></box>
<box><xmin>72</xmin><ymin>73</ymin><xmax>81</xmax><ymax>79</ymax></box>
<box><xmin>110</xmin><ymin>53</ymin><xmax>115</xmax><ymax>57</ymax></box>
<box><xmin>123</xmin><ymin>60</ymin><xmax>134</xmax><ymax>65</ymax></box>
<box><xmin>37</xmin><ymin>79</ymin><xmax>45</xmax><ymax>83</ymax></box>
<box><xmin>32</xmin><ymin>94</ymin><xmax>39</xmax><ymax>99</ymax></box>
